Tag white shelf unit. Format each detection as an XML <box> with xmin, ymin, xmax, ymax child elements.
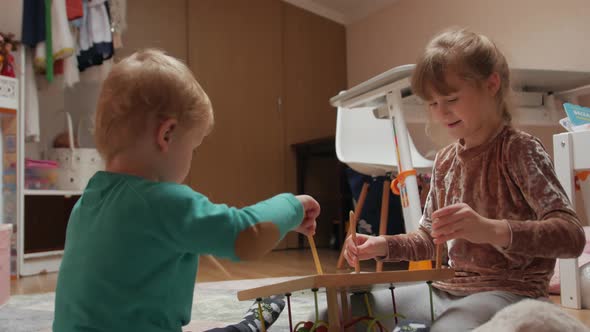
<box><xmin>9</xmin><ymin>49</ymin><xmax>85</xmax><ymax>277</ymax></box>
<box><xmin>24</xmin><ymin>189</ymin><xmax>84</xmax><ymax>197</ymax></box>
<box><xmin>554</xmin><ymin>130</ymin><xmax>590</xmax><ymax>309</ymax></box>
<box><xmin>23</xmin><ymin>249</ymin><xmax>64</xmax><ymax>259</ymax></box>
<box><xmin>0</xmin><ymin>71</ymin><xmax>20</xmax><ymax>278</ymax></box>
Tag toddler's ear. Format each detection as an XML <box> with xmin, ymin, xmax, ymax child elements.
<box><xmin>156</xmin><ymin>118</ymin><xmax>178</xmax><ymax>152</ymax></box>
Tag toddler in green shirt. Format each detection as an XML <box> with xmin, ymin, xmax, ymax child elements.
<box><xmin>53</xmin><ymin>49</ymin><xmax>320</xmax><ymax>332</ymax></box>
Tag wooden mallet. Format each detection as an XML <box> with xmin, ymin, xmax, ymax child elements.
<box><xmin>349</xmin><ymin>210</ymin><xmax>361</xmax><ymax>273</ymax></box>
<box><xmin>307</xmin><ymin>234</ymin><xmax>323</xmax><ymax>275</ymax></box>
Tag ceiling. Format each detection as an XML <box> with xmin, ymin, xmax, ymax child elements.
<box><xmin>283</xmin><ymin>0</ymin><xmax>400</xmax><ymax>25</ymax></box>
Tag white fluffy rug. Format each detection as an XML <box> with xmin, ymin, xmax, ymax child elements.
<box><xmin>475</xmin><ymin>299</ymin><xmax>590</xmax><ymax>332</ymax></box>
<box><xmin>0</xmin><ymin>276</ymin><xmax>322</xmax><ymax>332</ymax></box>
<box><xmin>3</xmin><ymin>280</ymin><xmax>589</xmax><ymax>332</ymax></box>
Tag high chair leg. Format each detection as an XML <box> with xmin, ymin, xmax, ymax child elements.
<box><xmin>376</xmin><ymin>177</ymin><xmax>391</xmax><ymax>272</ymax></box>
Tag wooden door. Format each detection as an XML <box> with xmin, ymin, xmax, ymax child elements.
<box><xmin>118</xmin><ymin>0</ymin><xmax>188</xmax><ymax>62</ymax></box>
<box><xmin>187</xmin><ymin>0</ymin><xmax>285</xmax><ymax>206</ymax></box>
<box><xmin>282</xmin><ymin>3</ymin><xmax>347</xmax><ymax>248</ymax></box>
<box><xmin>282</xmin><ymin>3</ymin><xmax>346</xmax><ymax>150</ymax></box>
<box><xmin>114</xmin><ymin>0</ymin><xmax>191</xmax><ymax>183</ymax></box>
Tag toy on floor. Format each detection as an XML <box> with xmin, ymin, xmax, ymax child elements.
<box><xmin>349</xmin><ymin>211</ymin><xmax>361</xmax><ymax>273</ymax></box>
<box><xmin>239</xmin><ymin>211</ymin><xmax>454</xmax><ymax>332</ymax></box>
<box><xmin>295</xmin><ymin>321</ymin><xmax>328</xmax><ymax>332</ymax></box>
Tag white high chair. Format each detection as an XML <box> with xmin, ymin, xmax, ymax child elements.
<box><xmin>331</xmin><ymin>64</ymin><xmax>434</xmax><ymax>270</ymax></box>
<box><xmin>335</xmin><ymin>106</ymin><xmax>433</xmax><ymax>177</ymax></box>
<box><xmin>331</xmin><ymin>64</ymin><xmax>432</xmax><ymax>230</ymax></box>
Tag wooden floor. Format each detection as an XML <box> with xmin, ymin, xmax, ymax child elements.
<box><xmin>11</xmin><ymin>249</ymin><xmax>343</xmax><ymax>295</ymax></box>
<box><xmin>9</xmin><ymin>248</ymin><xmax>590</xmax><ymax>327</ymax></box>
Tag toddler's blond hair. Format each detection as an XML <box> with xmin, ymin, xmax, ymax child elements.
<box><xmin>95</xmin><ymin>49</ymin><xmax>213</xmax><ymax>161</ymax></box>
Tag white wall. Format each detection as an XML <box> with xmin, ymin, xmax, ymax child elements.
<box><xmin>347</xmin><ymin>0</ymin><xmax>590</xmax><ymax>224</ymax></box>
<box><xmin>0</xmin><ymin>0</ymin><xmax>23</xmax><ymax>39</ymax></box>
<box><xmin>347</xmin><ymin>0</ymin><xmax>590</xmax><ymax>86</ymax></box>
<box><xmin>29</xmin><ymin>76</ymin><xmax>101</xmax><ymax>159</ymax></box>
<box><xmin>346</xmin><ymin>0</ymin><xmax>590</xmax><ymax>154</ymax></box>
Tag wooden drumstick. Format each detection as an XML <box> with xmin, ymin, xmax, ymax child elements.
<box><xmin>337</xmin><ymin>182</ymin><xmax>370</xmax><ymax>269</ymax></box>
<box><xmin>204</xmin><ymin>255</ymin><xmax>232</xmax><ymax>279</ymax></box>
<box><xmin>307</xmin><ymin>235</ymin><xmax>324</xmax><ymax>275</ymax></box>
<box><xmin>349</xmin><ymin>211</ymin><xmax>361</xmax><ymax>273</ymax></box>
<box><xmin>435</xmin><ymin>243</ymin><xmax>443</xmax><ymax>269</ymax></box>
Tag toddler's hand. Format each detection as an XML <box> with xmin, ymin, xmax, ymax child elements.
<box><xmin>294</xmin><ymin>195</ymin><xmax>320</xmax><ymax>236</ymax></box>
<box><xmin>343</xmin><ymin>234</ymin><xmax>387</xmax><ymax>268</ymax></box>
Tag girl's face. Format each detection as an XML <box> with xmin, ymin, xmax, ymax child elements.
<box><xmin>425</xmin><ymin>72</ymin><xmax>502</xmax><ymax>148</ymax></box>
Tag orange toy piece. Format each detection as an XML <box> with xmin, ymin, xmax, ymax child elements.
<box><xmin>390</xmin><ymin>169</ymin><xmax>417</xmax><ymax>195</ymax></box>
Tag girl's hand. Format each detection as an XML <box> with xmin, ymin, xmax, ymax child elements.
<box><xmin>431</xmin><ymin>203</ymin><xmax>510</xmax><ymax>247</ymax></box>
<box><xmin>294</xmin><ymin>195</ymin><xmax>320</xmax><ymax>236</ymax></box>
<box><xmin>343</xmin><ymin>234</ymin><xmax>387</xmax><ymax>267</ymax></box>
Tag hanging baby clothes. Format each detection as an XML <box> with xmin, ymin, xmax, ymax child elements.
<box><xmin>24</xmin><ymin>52</ymin><xmax>40</xmax><ymax>142</ymax></box>
<box><xmin>66</xmin><ymin>0</ymin><xmax>84</xmax><ymax>21</ymax></box>
<box><xmin>68</xmin><ymin>0</ymin><xmax>85</xmax><ymax>29</ymax></box>
<box><xmin>62</xmin><ymin>39</ymin><xmax>80</xmax><ymax>87</ymax></box>
<box><xmin>44</xmin><ymin>0</ymin><xmax>53</xmax><ymax>81</ymax></box>
<box><xmin>62</xmin><ymin>0</ymin><xmax>83</xmax><ymax>87</ymax></box>
<box><xmin>78</xmin><ymin>58</ymin><xmax>112</xmax><ymax>83</ymax></box>
<box><xmin>77</xmin><ymin>0</ymin><xmax>114</xmax><ymax>72</ymax></box>
<box><xmin>34</xmin><ymin>0</ymin><xmax>76</xmax><ymax>82</ymax></box>
<box><xmin>20</xmin><ymin>0</ymin><xmax>43</xmax><ymax>141</ymax></box>
<box><xmin>21</xmin><ymin>0</ymin><xmax>46</xmax><ymax>48</ymax></box>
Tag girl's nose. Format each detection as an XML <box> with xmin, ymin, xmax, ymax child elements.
<box><xmin>434</xmin><ymin>103</ymin><xmax>450</xmax><ymax>116</ymax></box>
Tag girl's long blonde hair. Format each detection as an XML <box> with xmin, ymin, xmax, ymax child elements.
<box><xmin>411</xmin><ymin>28</ymin><xmax>513</xmax><ymax>125</ymax></box>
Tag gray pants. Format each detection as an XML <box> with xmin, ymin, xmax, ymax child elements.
<box><xmin>325</xmin><ymin>283</ymin><xmax>533</xmax><ymax>331</ymax></box>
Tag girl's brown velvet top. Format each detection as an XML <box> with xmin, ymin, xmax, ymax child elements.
<box><xmin>382</xmin><ymin>126</ymin><xmax>585</xmax><ymax>298</ymax></box>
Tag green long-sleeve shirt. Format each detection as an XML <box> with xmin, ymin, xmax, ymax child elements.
<box><xmin>53</xmin><ymin>171</ymin><xmax>303</xmax><ymax>332</ymax></box>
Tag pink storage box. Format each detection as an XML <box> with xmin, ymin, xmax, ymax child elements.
<box><xmin>25</xmin><ymin>158</ymin><xmax>59</xmax><ymax>190</ymax></box>
<box><xmin>0</xmin><ymin>224</ymin><xmax>12</xmax><ymax>307</ymax></box>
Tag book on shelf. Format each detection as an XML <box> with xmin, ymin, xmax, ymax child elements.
<box><xmin>560</xmin><ymin>103</ymin><xmax>590</xmax><ymax>132</ymax></box>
